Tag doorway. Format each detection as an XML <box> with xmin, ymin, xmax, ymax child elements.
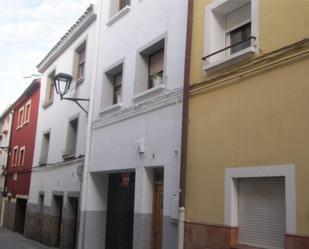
<box><xmin>152</xmin><ymin>170</ymin><xmax>164</xmax><ymax>249</ymax></box>
<box><xmin>14</xmin><ymin>198</ymin><xmax>27</xmax><ymax>234</ymax></box>
<box><xmin>105</xmin><ymin>172</ymin><xmax>135</xmax><ymax>249</ymax></box>
<box><xmin>68</xmin><ymin>197</ymin><xmax>79</xmax><ymax>249</ymax></box>
<box><xmin>54</xmin><ymin>195</ymin><xmax>63</xmax><ymax>247</ymax></box>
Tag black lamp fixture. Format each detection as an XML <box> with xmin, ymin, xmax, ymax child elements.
<box><xmin>53</xmin><ymin>73</ymin><xmax>89</xmax><ymax>114</ymax></box>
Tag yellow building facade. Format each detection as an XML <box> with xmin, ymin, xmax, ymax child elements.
<box><xmin>184</xmin><ymin>0</ymin><xmax>309</xmax><ymax>248</ymax></box>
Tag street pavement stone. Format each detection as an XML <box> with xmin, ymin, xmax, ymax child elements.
<box><xmin>0</xmin><ymin>228</ymin><xmax>55</xmax><ymax>249</ymax></box>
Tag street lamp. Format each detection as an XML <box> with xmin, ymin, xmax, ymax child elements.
<box><xmin>53</xmin><ymin>73</ymin><xmax>89</xmax><ymax>114</ymax></box>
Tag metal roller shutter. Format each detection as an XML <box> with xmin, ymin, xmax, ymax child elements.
<box><xmin>238</xmin><ymin>177</ymin><xmax>286</xmax><ymax>249</ymax></box>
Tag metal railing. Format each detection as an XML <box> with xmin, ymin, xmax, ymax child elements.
<box><xmin>202</xmin><ymin>36</ymin><xmax>256</xmax><ymax>61</ymax></box>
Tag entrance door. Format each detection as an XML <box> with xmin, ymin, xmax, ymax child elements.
<box><xmin>54</xmin><ymin>195</ymin><xmax>63</xmax><ymax>247</ymax></box>
<box><xmin>105</xmin><ymin>172</ymin><xmax>135</xmax><ymax>249</ymax></box>
<box><xmin>14</xmin><ymin>198</ymin><xmax>27</xmax><ymax>234</ymax></box>
<box><xmin>68</xmin><ymin>197</ymin><xmax>79</xmax><ymax>249</ymax></box>
<box><xmin>152</xmin><ymin>171</ymin><xmax>164</xmax><ymax>249</ymax></box>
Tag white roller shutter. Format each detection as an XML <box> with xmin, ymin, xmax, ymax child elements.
<box><xmin>238</xmin><ymin>177</ymin><xmax>286</xmax><ymax>249</ymax></box>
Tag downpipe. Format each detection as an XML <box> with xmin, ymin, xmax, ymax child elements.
<box><xmin>178</xmin><ymin>207</ymin><xmax>185</xmax><ymax>249</ymax></box>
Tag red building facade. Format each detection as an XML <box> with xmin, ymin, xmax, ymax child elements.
<box><xmin>3</xmin><ymin>79</ymin><xmax>40</xmax><ymax>233</ymax></box>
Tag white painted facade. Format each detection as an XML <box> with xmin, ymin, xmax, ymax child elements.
<box><xmin>0</xmin><ymin>109</ymin><xmax>12</xmax><ymax>191</ymax></box>
<box><xmin>28</xmin><ymin>5</ymin><xmax>97</xmax><ymax>210</ymax></box>
<box><xmin>79</xmin><ymin>0</ymin><xmax>188</xmax><ymax>249</ymax></box>
<box><xmin>0</xmin><ymin>109</ymin><xmax>12</xmax><ymax>227</ymax></box>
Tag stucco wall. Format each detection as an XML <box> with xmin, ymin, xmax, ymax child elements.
<box><xmin>186</xmin><ymin>56</ymin><xmax>309</xmax><ymax>236</ymax></box>
<box><xmin>189</xmin><ymin>0</ymin><xmax>309</xmax><ymax>85</ymax></box>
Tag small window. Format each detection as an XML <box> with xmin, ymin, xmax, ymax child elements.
<box><xmin>135</xmin><ymin>38</ymin><xmax>165</xmax><ymax>95</ymax></box>
<box><xmin>17</xmin><ymin>107</ymin><xmax>24</xmax><ymax>128</ymax></box>
<box><xmin>24</xmin><ymin>101</ymin><xmax>31</xmax><ymax>124</ymax></box>
<box><xmin>148</xmin><ymin>49</ymin><xmax>164</xmax><ymax>89</ymax></box>
<box><xmin>110</xmin><ymin>0</ymin><xmax>130</xmax><ymax>18</ymax></box>
<box><xmin>12</xmin><ymin>146</ymin><xmax>18</xmax><ymax>166</ymax></box>
<box><xmin>101</xmin><ymin>62</ymin><xmax>124</xmax><ymax>109</ymax></box>
<box><xmin>119</xmin><ymin>0</ymin><xmax>130</xmax><ymax>11</ymax></box>
<box><xmin>64</xmin><ymin>118</ymin><xmax>78</xmax><ymax>159</ymax></box>
<box><xmin>203</xmin><ymin>0</ymin><xmax>258</xmax><ymax>72</ymax></box>
<box><xmin>113</xmin><ymin>72</ymin><xmax>122</xmax><ymax>104</ymax></box>
<box><xmin>44</xmin><ymin>70</ymin><xmax>55</xmax><ymax>106</ymax></box>
<box><xmin>75</xmin><ymin>42</ymin><xmax>86</xmax><ymax>81</ymax></box>
<box><xmin>228</xmin><ymin>22</ymin><xmax>251</xmax><ymax>55</ymax></box>
<box><xmin>18</xmin><ymin>146</ymin><xmax>25</xmax><ymax>166</ymax></box>
<box><xmin>40</xmin><ymin>132</ymin><xmax>50</xmax><ymax>165</ymax></box>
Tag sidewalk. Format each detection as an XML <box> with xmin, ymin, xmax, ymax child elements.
<box><xmin>0</xmin><ymin>228</ymin><xmax>55</xmax><ymax>249</ymax></box>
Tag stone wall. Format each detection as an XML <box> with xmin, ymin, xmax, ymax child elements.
<box><xmin>3</xmin><ymin>199</ymin><xmax>16</xmax><ymax>231</ymax></box>
<box><xmin>24</xmin><ymin>201</ymin><xmax>80</xmax><ymax>249</ymax></box>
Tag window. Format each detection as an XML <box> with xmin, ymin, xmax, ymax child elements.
<box><xmin>75</xmin><ymin>42</ymin><xmax>86</xmax><ymax>81</ymax></box>
<box><xmin>148</xmin><ymin>49</ymin><xmax>164</xmax><ymax>89</ymax></box>
<box><xmin>135</xmin><ymin>38</ymin><xmax>165</xmax><ymax>95</ymax></box>
<box><xmin>63</xmin><ymin>117</ymin><xmax>78</xmax><ymax>159</ymax></box>
<box><xmin>17</xmin><ymin>107</ymin><xmax>24</xmax><ymax>129</ymax></box>
<box><xmin>101</xmin><ymin>62</ymin><xmax>124</xmax><ymax>111</ymax></box>
<box><xmin>203</xmin><ymin>0</ymin><xmax>258</xmax><ymax>72</ymax></box>
<box><xmin>18</xmin><ymin>146</ymin><xmax>25</xmax><ymax>166</ymax></box>
<box><xmin>44</xmin><ymin>70</ymin><xmax>55</xmax><ymax>107</ymax></box>
<box><xmin>24</xmin><ymin>100</ymin><xmax>31</xmax><ymax>124</ymax></box>
<box><xmin>113</xmin><ymin>72</ymin><xmax>122</xmax><ymax>104</ymax></box>
<box><xmin>109</xmin><ymin>0</ymin><xmax>130</xmax><ymax>21</ymax></box>
<box><xmin>12</xmin><ymin>146</ymin><xmax>18</xmax><ymax>166</ymax></box>
<box><xmin>40</xmin><ymin>131</ymin><xmax>50</xmax><ymax>165</ymax></box>
<box><xmin>118</xmin><ymin>0</ymin><xmax>130</xmax><ymax>11</ymax></box>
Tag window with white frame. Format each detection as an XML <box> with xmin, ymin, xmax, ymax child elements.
<box><xmin>74</xmin><ymin>42</ymin><xmax>86</xmax><ymax>81</ymax></box>
<box><xmin>44</xmin><ymin>70</ymin><xmax>55</xmax><ymax>107</ymax></box>
<box><xmin>203</xmin><ymin>0</ymin><xmax>258</xmax><ymax>72</ymax></box>
<box><xmin>135</xmin><ymin>38</ymin><xmax>165</xmax><ymax>95</ymax></box>
<box><xmin>101</xmin><ymin>62</ymin><xmax>124</xmax><ymax>109</ymax></box>
<box><xmin>110</xmin><ymin>0</ymin><xmax>130</xmax><ymax>17</ymax></box>
<box><xmin>17</xmin><ymin>107</ymin><xmax>24</xmax><ymax>129</ymax></box>
<box><xmin>63</xmin><ymin>117</ymin><xmax>78</xmax><ymax>159</ymax></box>
<box><xmin>24</xmin><ymin>100</ymin><xmax>31</xmax><ymax>124</ymax></box>
<box><xmin>18</xmin><ymin>146</ymin><xmax>25</xmax><ymax>166</ymax></box>
<box><xmin>39</xmin><ymin>131</ymin><xmax>50</xmax><ymax>165</ymax></box>
<box><xmin>12</xmin><ymin>146</ymin><xmax>18</xmax><ymax>166</ymax></box>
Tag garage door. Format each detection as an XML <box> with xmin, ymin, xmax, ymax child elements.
<box><xmin>238</xmin><ymin>177</ymin><xmax>286</xmax><ymax>249</ymax></box>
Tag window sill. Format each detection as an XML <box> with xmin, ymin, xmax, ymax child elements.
<box><xmin>231</xmin><ymin>244</ymin><xmax>264</xmax><ymax>249</ymax></box>
<box><xmin>42</xmin><ymin>99</ymin><xmax>53</xmax><ymax>109</ymax></box>
<box><xmin>62</xmin><ymin>152</ymin><xmax>76</xmax><ymax>161</ymax></box>
<box><xmin>132</xmin><ymin>84</ymin><xmax>166</xmax><ymax>103</ymax></box>
<box><xmin>203</xmin><ymin>46</ymin><xmax>256</xmax><ymax>73</ymax></box>
<box><xmin>106</xmin><ymin>6</ymin><xmax>130</xmax><ymax>26</ymax></box>
<box><xmin>39</xmin><ymin>161</ymin><xmax>47</xmax><ymax>167</ymax></box>
<box><xmin>99</xmin><ymin>103</ymin><xmax>122</xmax><ymax>116</ymax></box>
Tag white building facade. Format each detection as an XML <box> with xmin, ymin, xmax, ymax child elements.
<box><xmin>79</xmin><ymin>1</ymin><xmax>188</xmax><ymax>249</ymax></box>
<box><xmin>0</xmin><ymin>108</ymin><xmax>12</xmax><ymax>227</ymax></box>
<box><xmin>24</xmin><ymin>5</ymin><xmax>97</xmax><ymax>249</ymax></box>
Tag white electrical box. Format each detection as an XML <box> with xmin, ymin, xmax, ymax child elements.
<box><xmin>170</xmin><ymin>195</ymin><xmax>179</xmax><ymax>223</ymax></box>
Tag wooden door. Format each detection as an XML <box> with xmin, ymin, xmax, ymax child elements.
<box><xmin>152</xmin><ymin>176</ymin><xmax>164</xmax><ymax>249</ymax></box>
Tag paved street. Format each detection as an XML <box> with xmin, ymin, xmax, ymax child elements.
<box><xmin>0</xmin><ymin>228</ymin><xmax>54</xmax><ymax>249</ymax></box>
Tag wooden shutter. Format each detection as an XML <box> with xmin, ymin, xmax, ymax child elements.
<box><xmin>238</xmin><ymin>177</ymin><xmax>285</xmax><ymax>249</ymax></box>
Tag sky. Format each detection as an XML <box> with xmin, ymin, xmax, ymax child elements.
<box><xmin>0</xmin><ymin>0</ymin><xmax>96</xmax><ymax>114</ymax></box>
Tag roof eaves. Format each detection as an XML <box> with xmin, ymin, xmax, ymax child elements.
<box><xmin>37</xmin><ymin>4</ymin><xmax>96</xmax><ymax>73</ymax></box>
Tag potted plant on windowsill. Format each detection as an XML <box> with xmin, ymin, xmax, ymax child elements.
<box><xmin>150</xmin><ymin>73</ymin><xmax>163</xmax><ymax>88</ymax></box>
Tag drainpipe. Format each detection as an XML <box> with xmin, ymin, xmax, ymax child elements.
<box><xmin>178</xmin><ymin>0</ymin><xmax>193</xmax><ymax>249</ymax></box>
